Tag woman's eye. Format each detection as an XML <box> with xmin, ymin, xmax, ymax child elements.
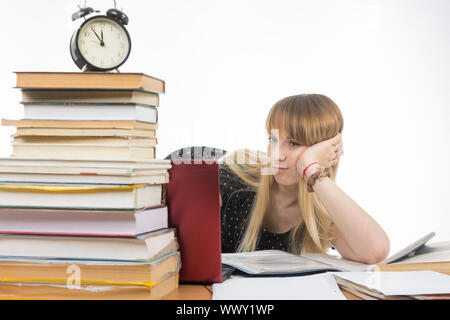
<box><xmin>269</xmin><ymin>136</ymin><xmax>277</xmax><ymax>143</ymax></box>
<box><xmin>289</xmin><ymin>141</ymin><xmax>300</xmax><ymax>147</ymax></box>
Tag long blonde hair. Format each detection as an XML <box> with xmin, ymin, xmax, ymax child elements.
<box><xmin>220</xmin><ymin>94</ymin><xmax>344</xmax><ymax>255</ymax></box>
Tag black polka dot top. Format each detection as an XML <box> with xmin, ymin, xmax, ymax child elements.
<box><xmin>219</xmin><ymin>162</ymin><xmax>297</xmax><ymax>253</ymax></box>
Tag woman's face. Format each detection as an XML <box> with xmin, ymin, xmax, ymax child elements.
<box><xmin>267</xmin><ymin>127</ymin><xmax>307</xmax><ymax>186</ymax></box>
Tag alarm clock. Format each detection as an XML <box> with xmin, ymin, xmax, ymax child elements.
<box><xmin>70</xmin><ymin>7</ymin><xmax>131</xmax><ymax>72</ymax></box>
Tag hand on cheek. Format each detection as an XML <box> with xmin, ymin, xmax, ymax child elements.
<box><xmin>296</xmin><ymin>133</ymin><xmax>344</xmax><ymax>180</ymax></box>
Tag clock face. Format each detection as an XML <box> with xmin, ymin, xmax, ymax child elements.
<box><xmin>76</xmin><ymin>16</ymin><xmax>131</xmax><ymax>70</ymax></box>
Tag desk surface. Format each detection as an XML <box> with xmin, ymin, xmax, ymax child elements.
<box><xmin>166</xmin><ymin>264</ymin><xmax>450</xmax><ymax>300</ymax></box>
<box><xmin>163</xmin><ymin>284</ymin><xmax>213</xmax><ymax>300</ymax></box>
<box><xmin>162</xmin><ymin>284</ymin><xmax>361</xmax><ymax>300</ymax></box>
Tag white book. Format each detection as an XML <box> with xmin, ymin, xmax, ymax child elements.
<box><xmin>22</xmin><ymin>103</ymin><xmax>158</xmax><ymax>124</ymax></box>
<box><xmin>11</xmin><ymin>144</ymin><xmax>156</xmax><ymax>160</ymax></box>
<box><xmin>13</xmin><ymin>136</ymin><xmax>157</xmax><ymax>147</ymax></box>
<box><xmin>380</xmin><ymin>232</ymin><xmax>436</xmax><ymax>264</ymax></box>
<box><xmin>0</xmin><ymin>157</ymin><xmax>171</xmax><ymax>169</ymax></box>
<box><xmin>0</xmin><ymin>165</ymin><xmax>169</xmax><ymax>175</ymax></box>
<box><xmin>0</xmin><ymin>171</ymin><xmax>169</xmax><ymax>185</ymax></box>
<box><xmin>0</xmin><ymin>183</ymin><xmax>163</xmax><ymax>210</ymax></box>
<box><xmin>0</xmin><ymin>228</ymin><xmax>176</xmax><ymax>262</ymax></box>
<box><xmin>0</xmin><ymin>206</ymin><xmax>168</xmax><ymax>237</ymax></box>
<box><xmin>0</xmin><ymin>157</ymin><xmax>171</xmax><ymax>184</ymax></box>
<box><xmin>395</xmin><ymin>240</ymin><xmax>450</xmax><ymax>264</ymax></box>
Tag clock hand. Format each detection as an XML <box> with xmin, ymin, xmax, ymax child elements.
<box><xmin>90</xmin><ymin>26</ymin><xmax>104</xmax><ymax>46</ymax></box>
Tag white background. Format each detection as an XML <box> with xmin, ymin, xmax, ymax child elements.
<box><xmin>0</xmin><ymin>0</ymin><xmax>449</xmax><ymax>255</ymax></box>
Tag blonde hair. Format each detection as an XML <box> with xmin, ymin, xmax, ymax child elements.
<box><xmin>220</xmin><ymin>94</ymin><xmax>344</xmax><ymax>255</ymax></box>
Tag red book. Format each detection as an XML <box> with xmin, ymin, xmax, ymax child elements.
<box><xmin>166</xmin><ymin>160</ymin><xmax>223</xmax><ymax>283</ymax></box>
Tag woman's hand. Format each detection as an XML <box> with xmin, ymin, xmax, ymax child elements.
<box><xmin>296</xmin><ymin>133</ymin><xmax>344</xmax><ymax>180</ymax></box>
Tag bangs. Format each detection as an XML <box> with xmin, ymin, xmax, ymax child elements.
<box><xmin>265</xmin><ymin>94</ymin><xmax>344</xmax><ymax>146</ymax></box>
<box><xmin>265</xmin><ymin>98</ymin><xmax>309</xmax><ymax>145</ymax></box>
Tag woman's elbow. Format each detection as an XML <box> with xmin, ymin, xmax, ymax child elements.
<box><xmin>365</xmin><ymin>239</ymin><xmax>390</xmax><ymax>265</ymax></box>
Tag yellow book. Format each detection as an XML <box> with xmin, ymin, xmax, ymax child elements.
<box><xmin>0</xmin><ymin>251</ymin><xmax>180</xmax><ymax>286</ymax></box>
<box><xmin>376</xmin><ymin>262</ymin><xmax>450</xmax><ymax>275</ymax></box>
<box><xmin>15</xmin><ymin>72</ymin><xmax>165</xmax><ymax>94</ymax></box>
<box><xmin>20</xmin><ymin>89</ymin><xmax>159</xmax><ymax>106</ymax></box>
<box><xmin>0</xmin><ymin>272</ymin><xmax>179</xmax><ymax>300</ymax></box>
<box><xmin>2</xmin><ymin>118</ymin><xmax>158</xmax><ymax>131</ymax></box>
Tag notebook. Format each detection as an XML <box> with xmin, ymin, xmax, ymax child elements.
<box><xmin>165</xmin><ymin>160</ymin><xmax>223</xmax><ymax>283</ymax></box>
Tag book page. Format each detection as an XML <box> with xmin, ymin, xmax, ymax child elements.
<box><xmin>303</xmin><ymin>253</ymin><xmax>373</xmax><ymax>272</ymax></box>
<box><xmin>221</xmin><ymin>250</ymin><xmax>339</xmax><ymax>275</ymax></box>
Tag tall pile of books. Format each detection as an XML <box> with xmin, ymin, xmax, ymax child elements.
<box><xmin>0</xmin><ymin>72</ymin><xmax>180</xmax><ymax>299</ymax></box>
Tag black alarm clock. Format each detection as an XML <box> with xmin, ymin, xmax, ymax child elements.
<box><xmin>70</xmin><ymin>6</ymin><xmax>131</xmax><ymax>72</ymax></box>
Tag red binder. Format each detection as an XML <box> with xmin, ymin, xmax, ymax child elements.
<box><xmin>165</xmin><ymin>160</ymin><xmax>223</xmax><ymax>283</ymax></box>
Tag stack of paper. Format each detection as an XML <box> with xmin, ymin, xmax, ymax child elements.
<box><xmin>333</xmin><ymin>271</ymin><xmax>450</xmax><ymax>300</ymax></box>
<box><xmin>212</xmin><ymin>274</ymin><xmax>347</xmax><ymax>300</ymax></box>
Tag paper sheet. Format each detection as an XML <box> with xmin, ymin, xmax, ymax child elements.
<box><xmin>212</xmin><ymin>273</ymin><xmax>347</xmax><ymax>300</ymax></box>
<box><xmin>303</xmin><ymin>253</ymin><xmax>373</xmax><ymax>272</ymax></box>
<box><xmin>333</xmin><ymin>271</ymin><xmax>450</xmax><ymax>296</ymax></box>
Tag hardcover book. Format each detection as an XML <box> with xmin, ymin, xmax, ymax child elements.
<box><xmin>15</xmin><ymin>72</ymin><xmax>165</xmax><ymax>94</ymax></box>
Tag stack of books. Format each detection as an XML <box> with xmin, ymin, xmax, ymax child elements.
<box><xmin>6</xmin><ymin>72</ymin><xmax>162</xmax><ymax>159</ymax></box>
<box><xmin>0</xmin><ymin>72</ymin><xmax>180</xmax><ymax>299</ymax></box>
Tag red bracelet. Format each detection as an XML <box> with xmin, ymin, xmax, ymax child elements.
<box><xmin>303</xmin><ymin>162</ymin><xmax>319</xmax><ymax>179</ymax></box>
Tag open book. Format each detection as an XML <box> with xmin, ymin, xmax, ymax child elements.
<box><xmin>221</xmin><ymin>232</ymin><xmax>437</xmax><ymax>276</ymax></box>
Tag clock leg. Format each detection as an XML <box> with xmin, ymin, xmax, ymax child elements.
<box><xmin>115</xmin><ymin>68</ymin><xmax>121</xmax><ymax>73</ymax></box>
<box><xmin>81</xmin><ymin>64</ymin><xmax>89</xmax><ymax>72</ymax></box>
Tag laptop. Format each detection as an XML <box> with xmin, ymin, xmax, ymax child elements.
<box><xmin>166</xmin><ymin>159</ymin><xmax>229</xmax><ymax>283</ymax></box>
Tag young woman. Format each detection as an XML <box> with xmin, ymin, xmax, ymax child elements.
<box><xmin>219</xmin><ymin>94</ymin><xmax>390</xmax><ymax>265</ymax></box>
